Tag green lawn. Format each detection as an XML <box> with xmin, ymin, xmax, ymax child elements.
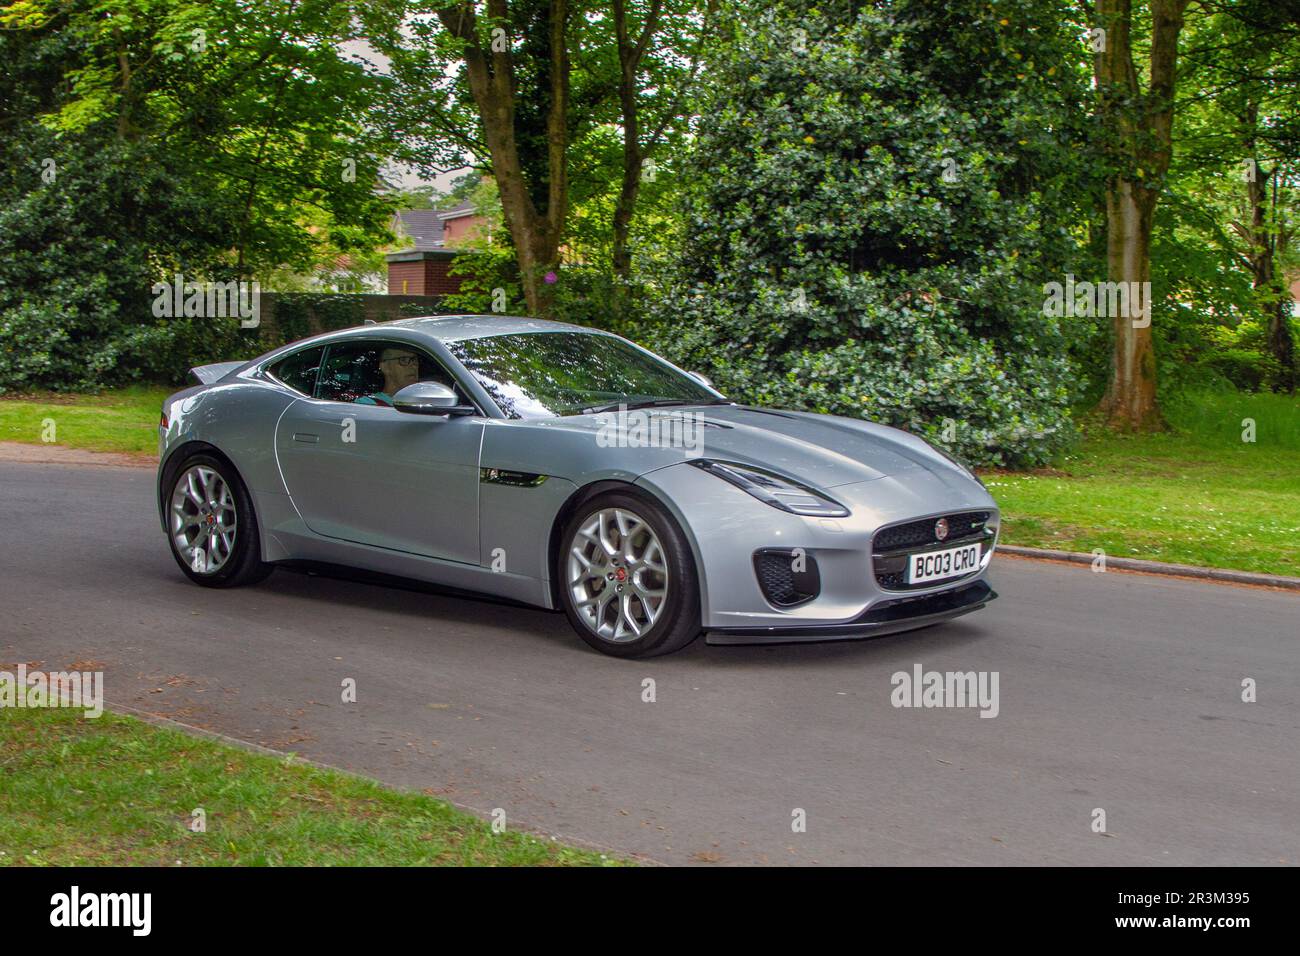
<box><xmin>0</xmin><ymin>386</ymin><xmax>171</xmax><ymax>456</ymax></box>
<box><xmin>986</xmin><ymin>389</ymin><xmax>1300</xmax><ymax>576</ymax></box>
<box><xmin>0</xmin><ymin>707</ymin><xmax>619</xmax><ymax>866</ymax></box>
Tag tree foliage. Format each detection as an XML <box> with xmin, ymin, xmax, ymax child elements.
<box><xmin>652</xmin><ymin>0</ymin><xmax>1099</xmax><ymax>466</ymax></box>
<box><xmin>1160</xmin><ymin>0</ymin><xmax>1300</xmax><ymax>393</ymax></box>
<box><xmin>0</xmin><ymin>0</ymin><xmax>398</xmax><ymax>390</ymax></box>
<box><xmin>367</xmin><ymin>0</ymin><xmax>712</xmax><ymax>316</ymax></box>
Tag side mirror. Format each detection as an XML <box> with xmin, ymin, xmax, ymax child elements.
<box><xmin>392</xmin><ymin>382</ymin><xmax>477</xmax><ymax>417</ymax></box>
<box><xmin>688</xmin><ymin>370</ymin><xmax>713</xmax><ymax>389</ymax></box>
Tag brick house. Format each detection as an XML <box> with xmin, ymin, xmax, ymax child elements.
<box><xmin>438</xmin><ymin>200</ymin><xmax>489</xmax><ymax>246</ymax></box>
<box><xmin>385</xmin><ymin>202</ymin><xmax>488</xmax><ymax>296</ymax></box>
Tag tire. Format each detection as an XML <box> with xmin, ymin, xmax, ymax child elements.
<box><xmin>557</xmin><ymin>489</ymin><xmax>701</xmax><ymax>658</ymax></box>
<box><xmin>162</xmin><ymin>451</ymin><xmax>273</xmax><ymax>588</ymax></box>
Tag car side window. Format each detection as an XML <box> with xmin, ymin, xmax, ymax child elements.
<box><xmin>267</xmin><ymin>346</ymin><xmax>325</xmax><ymax>397</ymax></box>
<box><xmin>316</xmin><ymin>341</ymin><xmax>465</xmax><ymax>407</ymax></box>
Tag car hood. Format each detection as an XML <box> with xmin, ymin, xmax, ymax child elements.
<box><xmin>539</xmin><ymin>404</ymin><xmax>971</xmax><ymax>489</ymax></box>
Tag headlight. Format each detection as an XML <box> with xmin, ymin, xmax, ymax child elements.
<box><xmin>689</xmin><ymin>460</ymin><xmax>849</xmax><ymax>517</ymax></box>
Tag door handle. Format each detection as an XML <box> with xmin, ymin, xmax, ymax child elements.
<box><xmin>293</xmin><ymin>433</ymin><xmax>320</xmax><ymax>443</ymax></box>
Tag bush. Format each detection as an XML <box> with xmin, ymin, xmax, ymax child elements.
<box><xmin>264</xmin><ymin>293</ymin><xmax>365</xmax><ymax>343</ymax></box>
<box><xmin>1200</xmin><ymin>319</ymin><xmax>1292</xmax><ymax>393</ymax></box>
<box><xmin>440</xmin><ymin>245</ymin><xmax>523</xmax><ymax>316</ymax></box>
<box><xmin>0</xmin><ymin>305</ymin><xmax>260</xmax><ymax>394</ymax></box>
<box><xmin>0</xmin><ymin>138</ymin><xmax>247</xmax><ymax>392</ymax></box>
<box><xmin>650</xmin><ymin>0</ymin><xmax>1097</xmax><ymax>466</ymax></box>
<box><xmin>98</xmin><ymin>318</ymin><xmax>258</xmax><ymax>385</ymax></box>
<box><xmin>548</xmin><ymin>268</ymin><xmax>649</xmax><ymax>340</ymax></box>
<box><xmin>649</xmin><ymin>294</ymin><xmax>1080</xmax><ymax>466</ymax></box>
<box><xmin>0</xmin><ymin>303</ymin><xmax>82</xmax><ymax>394</ymax></box>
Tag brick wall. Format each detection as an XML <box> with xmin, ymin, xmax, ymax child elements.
<box><xmin>386</xmin><ymin>255</ymin><xmax>465</xmax><ymax>296</ymax></box>
<box><xmin>388</xmin><ymin>261</ymin><xmax>426</xmax><ymax>295</ymax></box>
<box><xmin>423</xmin><ymin>257</ymin><xmax>463</xmax><ymax>296</ymax></box>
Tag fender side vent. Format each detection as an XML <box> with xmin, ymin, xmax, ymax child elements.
<box><xmin>480</xmin><ymin>468</ymin><xmax>547</xmax><ymax>487</ymax></box>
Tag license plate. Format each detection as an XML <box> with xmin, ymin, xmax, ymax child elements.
<box><xmin>906</xmin><ymin>543</ymin><xmax>982</xmax><ymax>585</ymax></box>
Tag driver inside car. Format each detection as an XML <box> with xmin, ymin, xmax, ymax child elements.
<box><xmin>357</xmin><ymin>347</ymin><xmax>420</xmax><ymax>406</ymax></box>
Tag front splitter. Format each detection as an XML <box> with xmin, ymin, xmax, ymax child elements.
<box><xmin>704</xmin><ymin>581</ymin><xmax>996</xmax><ymax>645</ymax></box>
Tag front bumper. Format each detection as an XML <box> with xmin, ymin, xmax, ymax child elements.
<box><xmin>637</xmin><ymin>461</ymin><xmax>1001</xmax><ymax>632</ymax></box>
<box><xmin>704</xmin><ymin>580</ymin><xmax>996</xmax><ymax>645</ymax></box>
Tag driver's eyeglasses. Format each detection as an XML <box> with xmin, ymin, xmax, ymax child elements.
<box><xmin>382</xmin><ymin>355</ymin><xmax>418</xmax><ymax>367</ymax></box>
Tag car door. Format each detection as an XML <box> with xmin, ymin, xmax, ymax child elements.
<box><xmin>273</xmin><ymin>339</ymin><xmax>485</xmax><ymax>564</ymax></box>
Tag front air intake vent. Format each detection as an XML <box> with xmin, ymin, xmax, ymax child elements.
<box><xmin>753</xmin><ymin>549</ymin><xmax>821</xmax><ymax>608</ymax></box>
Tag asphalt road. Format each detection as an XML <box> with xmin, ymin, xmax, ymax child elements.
<box><xmin>2</xmin><ymin>459</ymin><xmax>1297</xmax><ymax>865</ymax></box>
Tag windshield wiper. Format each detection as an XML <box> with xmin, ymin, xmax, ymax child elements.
<box><xmin>579</xmin><ymin>398</ymin><xmax>731</xmax><ymax>415</ymax></box>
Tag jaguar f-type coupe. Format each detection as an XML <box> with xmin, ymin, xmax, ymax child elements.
<box><xmin>158</xmin><ymin>314</ymin><xmax>999</xmax><ymax>657</ymax></box>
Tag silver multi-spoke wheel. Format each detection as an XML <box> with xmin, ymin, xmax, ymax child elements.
<box><xmin>170</xmin><ymin>465</ymin><xmax>237</xmax><ymax>575</ymax></box>
<box><xmin>567</xmin><ymin>507</ymin><xmax>669</xmax><ymax>643</ymax></box>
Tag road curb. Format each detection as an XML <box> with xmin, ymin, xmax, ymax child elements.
<box><xmin>996</xmin><ymin>545</ymin><xmax>1300</xmax><ymax>591</ymax></box>
<box><xmin>0</xmin><ymin>441</ymin><xmax>155</xmax><ymax>468</ymax></box>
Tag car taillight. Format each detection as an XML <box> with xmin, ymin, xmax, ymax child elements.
<box><xmin>159</xmin><ymin>412</ymin><xmax>168</xmax><ymax>429</ymax></box>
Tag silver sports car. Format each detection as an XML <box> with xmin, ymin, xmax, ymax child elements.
<box><xmin>158</xmin><ymin>314</ymin><xmax>999</xmax><ymax>657</ymax></box>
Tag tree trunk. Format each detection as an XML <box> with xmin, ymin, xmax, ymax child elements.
<box><xmin>1259</xmin><ymin>166</ymin><xmax>1297</xmax><ymax>392</ymax></box>
<box><xmin>114</xmin><ymin>26</ymin><xmax>134</xmax><ymax>140</ymax></box>
<box><xmin>1094</xmin><ymin>0</ymin><xmax>1189</xmax><ymax>429</ymax></box>
<box><xmin>1099</xmin><ymin>180</ymin><xmax>1159</xmax><ymax>426</ymax></box>
<box><xmin>610</xmin><ymin>113</ymin><xmax>641</xmax><ymax>281</ymax></box>
<box><xmin>1269</xmin><ymin>297</ymin><xmax>1296</xmax><ymax>392</ymax></box>
<box><xmin>611</xmin><ymin>0</ymin><xmax>661</xmax><ymax>280</ymax></box>
<box><xmin>439</xmin><ymin>1</ymin><xmax>569</xmax><ymax>317</ymax></box>
<box><xmin>1239</xmin><ymin>103</ymin><xmax>1296</xmax><ymax>392</ymax></box>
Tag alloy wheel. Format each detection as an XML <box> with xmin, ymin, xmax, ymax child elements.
<box><xmin>567</xmin><ymin>507</ymin><xmax>670</xmax><ymax>643</ymax></box>
<box><xmin>170</xmin><ymin>465</ymin><xmax>237</xmax><ymax>574</ymax></box>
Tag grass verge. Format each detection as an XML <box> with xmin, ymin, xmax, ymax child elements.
<box><xmin>986</xmin><ymin>389</ymin><xmax>1300</xmax><ymax>576</ymax></box>
<box><xmin>0</xmin><ymin>707</ymin><xmax>619</xmax><ymax>866</ymax></box>
<box><xmin>0</xmin><ymin>386</ymin><xmax>170</xmax><ymax>456</ymax></box>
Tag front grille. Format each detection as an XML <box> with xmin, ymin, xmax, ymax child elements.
<box><xmin>873</xmin><ymin>511</ymin><xmax>990</xmax><ymax>552</ymax></box>
<box><xmin>872</xmin><ymin>511</ymin><xmax>993</xmax><ymax>591</ymax></box>
<box><xmin>753</xmin><ymin>549</ymin><xmax>821</xmax><ymax>608</ymax></box>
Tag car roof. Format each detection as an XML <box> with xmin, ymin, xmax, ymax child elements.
<box><xmin>364</xmin><ymin>313</ymin><xmax>600</xmax><ymax>344</ymax></box>
<box><xmin>247</xmin><ymin>315</ymin><xmax>617</xmax><ymax>373</ymax></box>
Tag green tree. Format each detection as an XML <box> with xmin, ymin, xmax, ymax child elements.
<box><xmin>1104</xmin><ymin>0</ymin><xmax>1300</xmax><ymax>398</ymax></box>
<box><xmin>1172</xmin><ymin>0</ymin><xmax>1300</xmax><ymax>392</ymax></box>
<box><xmin>1090</xmin><ymin>0</ymin><xmax>1198</xmax><ymax>428</ymax></box>
<box><xmin>368</xmin><ymin>0</ymin><xmax>712</xmax><ymax>316</ymax></box>
<box><xmin>0</xmin><ymin>0</ymin><xmax>399</xmax><ymax>388</ymax></box>
<box><xmin>654</xmin><ymin>0</ymin><xmax>1099</xmax><ymax>466</ymax></box>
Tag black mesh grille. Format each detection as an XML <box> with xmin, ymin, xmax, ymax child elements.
<box><xmin>872</xmin><ymin>511</ymin><xmax>992</xmax><ymax>591</ymax></box>
<box><xmin>866</xmin><ymin>581</ymin><xmax>993</xmax><ymax>622</ymax></box>
<box><xmin>875</xmin><ymin>570</ymin><xmax>909</xmax><ymax>591</ymax></box>
<box><xmin>753</xmin><ymin>550</ymin><xmax>821</xmax><ymax>608</ymax></box>
<box><xmin>873</xmin><ymin>511</ymin><xmax>991</xmax><ymax>553</ymax></box>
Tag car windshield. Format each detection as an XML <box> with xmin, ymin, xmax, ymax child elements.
<box><xmin>446</xmin><ymin>330</ymin><xmax>725</xmax><ymax>419</ymax></box>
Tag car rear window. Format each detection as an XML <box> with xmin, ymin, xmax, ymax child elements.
<box><xmin>268</xmin><ymin>347</ymin><xmax>325</xmax><ymax>396</ymax></box>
